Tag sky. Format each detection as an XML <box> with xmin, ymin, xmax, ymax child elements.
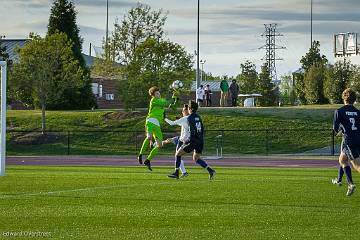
<box><xmin>1</xmin><ymin>0</ymin><xmax>360</xmax><ymax>78</ymax></box>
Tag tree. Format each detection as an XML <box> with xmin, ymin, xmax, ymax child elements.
<box><xmin>293</xmin><ymin>71</ymin><xmax>306</xmax><ymax>104</ymax></box>
<box><xmin>11</xmin><ymin>33</ymin><xmax>86</xmax><ymax>131</ymax></box>
<box><xmin>324</xmin><ymin>59</ymin><xmax>352</xmax><ymax>104</ymax></box>
<box><xmin>92</xmin><ymin>58</ymin><xmax>124</xmax><ymax>79</ymax></box>
<box><xmin>350</xmin><ymin>65</ymin><xmax>360</xmax><ymax>102</ymax></box>
<box><xmin>304</xmin><ymin>64</ymin><xmax>328</xmax><ymax>104</ymax></box>
<box><xmin>111</xmin><ymin>3</ymin><xmax>167</xmax><ymax>65</ymax></box>
<box><xmin>238</xmin><ymin>60</ymin><xmax>257</xmax><ymax>93</ymax></box>
<box><xmin>92</xmin><ymin>34</ymin><xmax>125</xmax><ymax>79</ymax></box>
<box><xmin>279</xmin><ymin>74</ymin><xmax>296</xmax><ymax>105</ymax></box>
<box><xmin>298</xmin><ymin>41</ymin><xmax>328</xmax><ymax>105</ymax></box>
<box><xmin>256</xmin><ymin>64</ymin><xmax>276</xmax><ymax>106</ymax></box>
<box><xmin>300</xmin><ymin>41</ymin><xmax>328</xmax><ymax>72</ymax></box>
<box><xmin>47</xmin><ymin>0</ymin><xmax>95</xmax><ymax>109</ymax></box>
<box><xmin>119</xmin><ymin>38</ymin><xmax>193</xmax><ymax>109</ymax></box>
<box><xmin>1</xmin><ymin>36</ymin><xmax>18</xmax><ymax>106</ymax></box>
<box><xmin>0</xmin><ymin>36</ymin><xmax>9</xmax><ymax>62</ymax></box>
<box><xmin>48</xmin><ymin>0</ymin><xmax>84</xmax><ymax>67</ymax></box>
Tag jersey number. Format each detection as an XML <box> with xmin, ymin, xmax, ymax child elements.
<box><xmin>350</xmin><ymin>118</ymin><xmax>358</xmax><ymax>130</ymax></box>
<box><xmin>195</xmin><ymin>122</ymin><xmax>202</xmax><ymax>133</ymax></box>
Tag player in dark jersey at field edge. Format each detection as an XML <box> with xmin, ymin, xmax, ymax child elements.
<box><xmin>333</xmin><ymin>88</ymin><xmax>360</xmax><ymax>196</ymax></box>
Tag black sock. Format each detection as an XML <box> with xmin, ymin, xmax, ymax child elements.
<box><xmin>338</xmin><ymin>166</ymin><xmax>344</xmax><ymax>182</ymax></box>
<box><xmin>344</xmin><ymin>166</ymin><xmax>353</xmax><ymax>185</ymax></box>
<box><xmin>175</xmin><ymin>155</ymin><xmax>182</xmax><ymax>169</ymax></box>
<box><xmin>196</xmin><ymin>158</ymin><xmax>208</xmax><ymax>168</ymax></box>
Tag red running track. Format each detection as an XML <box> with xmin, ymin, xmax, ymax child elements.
<box><xmin>6</xmin><ymin>156</ymin><xmax>338</xmax><ymax>168</ymax></box>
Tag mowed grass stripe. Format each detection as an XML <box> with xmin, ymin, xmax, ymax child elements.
<box><xmin>1</xmin><ymin>166</ymin><xmax>359</xmax><ymax>240</ymax></box>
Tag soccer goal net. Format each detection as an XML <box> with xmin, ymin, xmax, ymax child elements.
<box><xmin>0</xmin><ymin>61</ymin><xmax>7</xmax><ymax>176</ymax></box>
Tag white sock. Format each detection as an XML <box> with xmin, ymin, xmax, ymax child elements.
<box><xmin>180</xmin><ymin>160</ymin><xmax>186</xmax><ymax>174</ymax></box>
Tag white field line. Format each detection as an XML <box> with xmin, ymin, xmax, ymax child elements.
<box><xmin>0</xmin><ymin>182</ymin><xmax>178</xmax><ymax>199</ymax></box>
<box><xmin>0</xmin><ymin>179</ymin><xmax>222</xmax><ymax>199</ymax></box>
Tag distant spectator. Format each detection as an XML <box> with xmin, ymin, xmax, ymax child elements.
<box><xmin>229</xmin><ymin>80</ymin><xmax>240</xmax><ymax>107</ymax></box>
<box><xmin>196</xmin><ymin>85</ymin><xmax>205</xmax><ymax>107</ymax></box>
<box><xmin>204</xmin><ymin>84</ymin><xmax>212</xmax><ymax>107</ymax></box>
<box><xmin>220</xmin><ymin>79</ymin><xmax>229</xmax><ymax>107</ymax></box>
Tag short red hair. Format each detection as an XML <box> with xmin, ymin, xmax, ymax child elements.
<box><xmin>148</xmin><ymin>86</ymin><xmax>159</xmax><ymax>96</ymax></box>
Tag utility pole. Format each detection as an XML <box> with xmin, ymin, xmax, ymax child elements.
<box><xmin>196</xmin><ymin>0</ymin><xmax>200</xmax><ymax>89</ymax></box>
<box><xmin>105</xmin><ymin>0</ymin><xmax>109</xmax><ymax>60</ymax></box>
<box><xmin>259</xmin><ymin>23</ymin><xmax>286</xmax><ymax>85</ymax></box>
<box><xmin>310</xmin><ymin>0</ymin><xmax>313</xmax><ymax>47</ymax></box>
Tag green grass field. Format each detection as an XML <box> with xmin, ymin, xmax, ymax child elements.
<box><xmin>6</xmin><ymin>105</ymin><xmax>345</xmax><ymax>156</ymax></box>
<box><xmin>1</xmin><ymin>166</ymin><xmax>359</xmax><ymax>239</ymax></box>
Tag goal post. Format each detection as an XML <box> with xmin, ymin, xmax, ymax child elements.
<box><xmin>0</xmin><ymin>61</ymin><xmax>6</xmax><ymax>176</ymax></box>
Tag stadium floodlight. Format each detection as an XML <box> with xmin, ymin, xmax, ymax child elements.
<box><xmin>0</xmin><ymin>61</ymin><xmax>6</xmax><ymax>176</ymax></box>
<box><xmin>334</xmin><ymin>32</ymin><xmax>359</xmax><ymax>57</ymax></box>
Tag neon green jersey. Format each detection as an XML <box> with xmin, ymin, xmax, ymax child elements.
<box><xmin>146</xmin><ymin>97</ymin><xmax>170</xmax><ymax>123</ymax></box>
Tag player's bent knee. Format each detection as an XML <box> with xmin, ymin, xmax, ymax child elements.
<box><xmin>339</xmin><ymin>159</ymin><xmax>349</xmax><ymax>168</ymax></box>
<box><xmin>339</xmin><ymin>153</ymin><xmax>349</xmax><ymax>167</ymax></box>
<box><xmin>193</xmin><ymin>153</ymin><xmax>201</xmax><ymax>161</ymax></box>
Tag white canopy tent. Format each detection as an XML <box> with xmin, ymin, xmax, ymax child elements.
<box><xmin>238</xmin><ymin>94</ymin><xmax>262</xmax><ymax>107</ymax></box>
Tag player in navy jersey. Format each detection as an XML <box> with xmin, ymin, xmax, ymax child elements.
<box><xmin>333</xmin><ymin>88</ymin><xmax>360</xmax><ymax>196</ymax></box>
<box><xmin>168</xmin><ymin>100</ymin><xmax>216</xmax><ymax>180</ymax></box>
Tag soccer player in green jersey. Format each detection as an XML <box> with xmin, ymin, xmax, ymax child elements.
<box><xmin>138</xmin><ymin>86</ymin><xmax>178</xmax><ymax>170</ymax></box>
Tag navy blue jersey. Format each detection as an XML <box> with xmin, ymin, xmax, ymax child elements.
<box><xmin>333</xmin><ymin>105</ymin><xmax>360</xmax><ymax>145</ymax></box>
<box><xmin>187</xmin><ymin>113</ymin><xmax>204</xmax><ymax>144</ymax></box>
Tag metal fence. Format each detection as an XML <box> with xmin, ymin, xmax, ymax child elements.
<box><xmin>6</xmin><ymin>129</ymin><xmax>339</xmax><ymax>156</ymax></box>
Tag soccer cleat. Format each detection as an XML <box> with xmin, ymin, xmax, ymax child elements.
<box><xmin>168</xmin><ymin>171</ymin><xmax>179</xmax><ymax>179</ymax></box>
<box><xmin>331</xmin><ymin>178</ymin><xmax>342</xmax><ymax>186</ymax></box>
<box><xmin>208</xmin><ymin>169</ymin><xmax>216</xmax><ymax>180</ymax></box>
<box><xmin>137</xmin><ymin>154</ymin><xmax>143</xmax><ymax>165</ymax></box>
<box><xmin>144</xmin><ymin>159</ymin><xmax>152</xmax><ymax>171</ymax></box>
<box><xmin>346</xmin><ymin>184</ymin><xmax>356</xmax><ymax>196</ymax></box>
<box><xmin>180</xmin><ymin>172</ymin><xmax>189</xmax><ymax>178</ymax></box>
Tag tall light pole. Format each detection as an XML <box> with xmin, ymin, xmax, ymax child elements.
<box><xmin>105</xmin><ymin>0</ymin><xmax>109</xmax><ymax>60</ymax></box>
<box><xmin>196</xmin><ymin>0</ymin><xmax>200</xmax><ymax>89</ymax></box>
<box><xmin>200</xmin><ymin>59</ymin><xmax>206</xmax><ymax>81</ymax></box>
<box><xmin>310</xmin><ymin>0</ymin><xmax>313</xmax><ymax>47</ymax></box>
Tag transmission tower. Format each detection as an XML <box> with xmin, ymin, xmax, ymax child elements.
<box><xmin>259</xmin><ymin>23</ymin><xmax>286</xmax><ymax>85</ymax></box>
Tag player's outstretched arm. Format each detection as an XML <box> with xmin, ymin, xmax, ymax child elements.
<box><xmin>165</xmin><ymin>116</ymin><xmax>187</xmax><ymax>127</ymax></box>
<box><xmin>165</xmin><ymin>118</ymin><xmax>176</xmax><ymax>126</ymax></box>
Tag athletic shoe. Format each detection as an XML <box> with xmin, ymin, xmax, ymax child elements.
<box><xmin>347</xmin><ymin>184</ymin><xmax>356</xmax><ymax>196</ymax></box>
<box><xmin>168</xmin><ymin>171</ymin><xmax>179</xmax><ymax>179</ymax></box>
<box><xmin>144</xmin><ymin>159</ymin><xmax>152</xmax><ymax>171</ymax></box>
<box><xmin>137</xmin><ymin>154</ymin><xmax>143</xmax><ymax>165</ymax></box>
<box><xmin>331</xmin><ymin>178</ymin><xmax>342</xmax><ymax>186</ymax></box>
<box><xmin>180</xmin><ymin>172</ymin><xmax>189</xmax><ymax>178</ymax></box>
<box><xmin>209</xmin><ymin>169</ymin><xmax>216</xmax><ymax>180</ymax></box>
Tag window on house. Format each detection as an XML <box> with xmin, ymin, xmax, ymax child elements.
<box><xmin>99</xmin><ymin>85</ymin><xmax>103</xmax><ymax>98</ymax></box>
<box><xmin>105</xmin><ymin>94</ymin><xmax>114</xmax><ymax>101</ymax></box>
<box><xmin>91</xmin><ymin>83</ymin><xmax>99</xmax><ymax>95</ymax></box>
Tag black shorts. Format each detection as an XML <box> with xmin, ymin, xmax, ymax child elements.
<box><xmin>342</xmin><ymin>142</ymin><xmax>360</xmax><ymax>160</ymax></box>
<box><xmin>176</xmin><ymin>139</ymin><xmax>183</xmax><ymax>151</ymax></box>
<box><xmin>181</xmin><ymin>141</ymin><xmax>203</xmax><ymax>154</ymax></box>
